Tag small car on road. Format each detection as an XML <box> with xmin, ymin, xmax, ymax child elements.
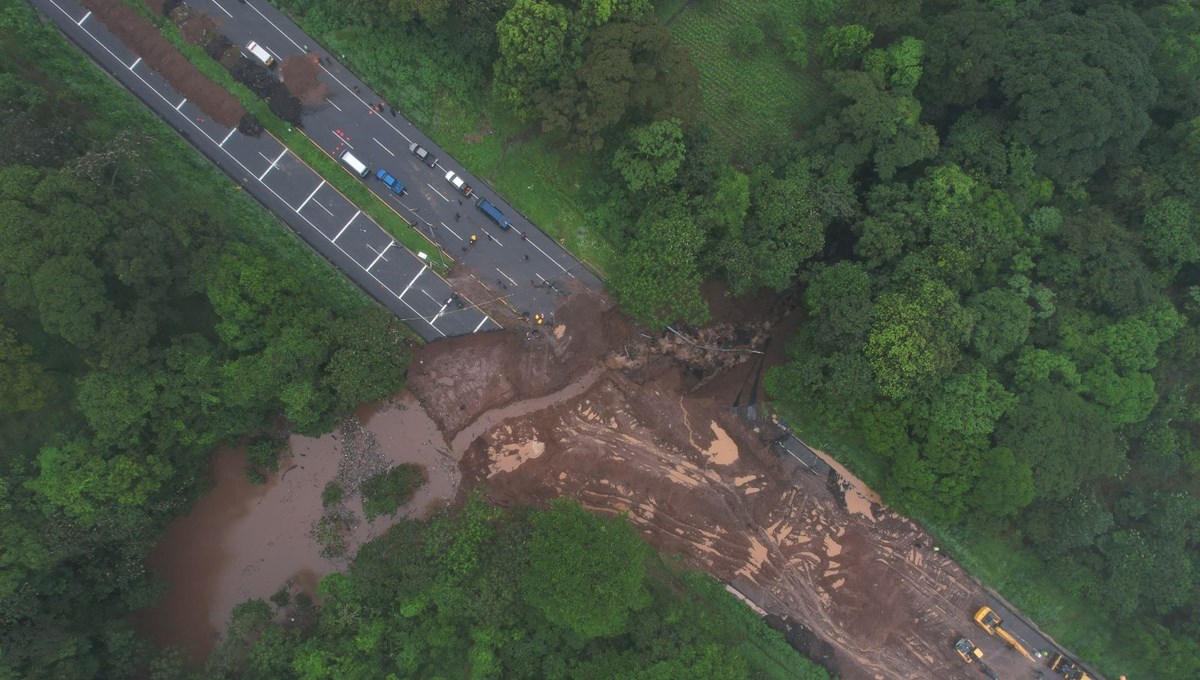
<box><xmin>375</xmin><ymin>169</ymin><xmax>405</xmax><ymax>195</ymax></box>
<box><xmin>444</xmin><ymin>171</ymin><xmax>473</xmax><ymax>197</ymax></box>
<box><xmin>409</xmin><ymin>143</ymin><xmax>437</xmax><ymax>167</ymax></box>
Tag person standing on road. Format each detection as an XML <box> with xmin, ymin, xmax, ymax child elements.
<box><xmin>470</xmin><ymin>234</ymin><xmax>478</xmax><ymax>245</ymax></box>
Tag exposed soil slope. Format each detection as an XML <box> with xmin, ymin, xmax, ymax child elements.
<box><xmin>404</xmin><ymin>291</ymin><xmax>1043</xmax><ymax>679</ymax></box>
<box><xmin>80</xmin><ymin>0</ymin><xmax>244</xmax><ymax>126</ymax></box>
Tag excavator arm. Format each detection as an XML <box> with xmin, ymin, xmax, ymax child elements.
<box><xmin>973</xmin><ymin>606</ymin><xmax>1037</xmax><ymax>663</ymax></box>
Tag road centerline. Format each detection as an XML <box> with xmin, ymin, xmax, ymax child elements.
<box><xmin>439</xmin><ymin>222</ymin><xmax>462</xmax><ymax>241</ymax></box>
<box><xmin>373</xmin><ymin>137</ymin><xmax>395</xmax><ymax>156</ymax></box>
<box><xmin>210</xmin><ymin>0</ymin><xmax>233</xmax><ymax>18</ymax></box>
<box><xmin>496</xmin><ymin>268</ymin><xmax>518</xmax><ymax>287</ymax></box>
<box><xmin>427</xmin><ymin>184</ymin><xmax>450</xmax><ymax>202</ymax></box>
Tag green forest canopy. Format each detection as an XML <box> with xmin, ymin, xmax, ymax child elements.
<box><xmin>5</xmin><ymin>0</ymin><xmax>1200</xmax><ymax>678</ymax></box>
<box><xmin>0</xmin><ymin>2</ymin><xmax>412</xmax><ymax>676</ymax></box>
<box><xmin>272</xmin><ymin>0</ymin><xmax>1200</xmax><ymax>676</ymax></box>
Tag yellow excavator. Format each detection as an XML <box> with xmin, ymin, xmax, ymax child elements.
<box><xmin>956</xmin><ymin>638</ymin><xmax>984</xmax><ymax>664</ymax></box>
<box><xmin>955</xmin><ymin>638</ymin><xmax>999</xmax><ymax>680</ymax></box>
<box><xmin>973</xmin><ymin>606</ymin><xmax>1038</xmax><ymax>662</ymax></box>
<box><xmin>1050</xmin><ymin>653</ymin><xmax>1093</xmax><ymax>680</ymax></box>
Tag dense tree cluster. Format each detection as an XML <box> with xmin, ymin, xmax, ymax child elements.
<box><xmin>0</xmin><ymin>5</ymin><xmax>412</xmax><ymax>676</ymax></box>
<box><xmin>187</xmin><ymin>498</ymin><xmax>830</xmax><ymax>680</ymax></box>
<box><xmin>339</xmin><ymin>0</ymin><xmax>1198</xmax><ymax>673</ymax></box>
<box><xmin>762</xmin><ymin>2</ymin><xmax>1200</xmax><ymax>676</ymax></box>
<box><xmin>7</xmin><ymin>0</ymin><xmax>1200</xmax><ymax>675</ymax></box>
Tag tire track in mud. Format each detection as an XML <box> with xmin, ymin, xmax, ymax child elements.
<box><xmin>409</xmin><ymin>291</ymin><xmax>1031</xmax><ymax>680</ymax></box>
<box><xmin>458</xmin><ymin>372</ymin><xmax>998</xmax><ymax>680</ymax></box>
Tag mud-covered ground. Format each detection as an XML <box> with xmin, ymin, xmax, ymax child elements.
<box><xmin>409</xmin><ymin>290</ymin><xmax>1036</xmax><ymax>680</ymax></box>
<box><xmin>80</xmin><ymin>0</ymin><xmax>244</xmax><ymax>126</ymax></box>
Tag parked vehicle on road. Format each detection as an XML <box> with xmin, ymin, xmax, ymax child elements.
<box><xmin>375</xmin><ymin>169</ymin><xmax>406</xmax><ymax>195</ymax></box>
<box><xmin>409</xmin><ymin>143</ymin><xmax>437</xmax><ymax>167</ymax></box>
<box><xmin>340</xmin><ymin>150</ymin><xmax>369</xmax><ymax>178</ymax></box>
<box><xmin>955</xmin><ymin>638</ymin><xmax>983</xmax><ymax>664</ymax></box>
<box><xmin>246</xmin><ymin>41</ymin><xmax>276</xmax><ymax>68</ymax></box>
<box><xmin>476</xmin><ymin>198</ymin><xmax>511</xmax><ymax>230</ymax></box>
<box><xmin>444</xmin><ymin>171</ymin><xmax>472</xmax><ymax>197</ymax></box>
<box><xmin>973</xmin><ymin>606</ymin><xmax>1037</xmax><ymax>663</ymax></box>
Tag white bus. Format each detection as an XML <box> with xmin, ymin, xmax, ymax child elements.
<box><xmin>340</xmin><ymin>150</ymin><xmax>369</xmax><ymax>178</ymax></box>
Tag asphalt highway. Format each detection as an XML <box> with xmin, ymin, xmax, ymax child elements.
<box><xmin>31</xmin><ymin>0</ymin><xmax>502</xmax><ymax>341</ymax></box>
<box><xmin>187</xmin><ymin>0</ymin><xmax>605</xmax><ymax>318</ymax></box>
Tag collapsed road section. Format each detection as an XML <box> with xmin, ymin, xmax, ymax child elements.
<box><xmin>30</xmin><ymin>0</ymin><xmax>501</xmax><ymax>341</ymax></box>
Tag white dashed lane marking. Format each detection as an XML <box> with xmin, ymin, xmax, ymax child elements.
<box><xmin>373</xmin><ymin>137</ymin><xmax>395</xmax><ymax>156</ymax></box>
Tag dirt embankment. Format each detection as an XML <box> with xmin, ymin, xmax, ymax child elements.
<box><xmin>80</xmin><ymin>0</ymin><xmax>244</xmax><ymax>126</ymax></box>
<box><xmin>412</xmin><ymin>289</ymin><xmax>1014</xmax><ymax>680</ymax></box>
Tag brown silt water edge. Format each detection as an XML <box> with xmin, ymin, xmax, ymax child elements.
<box><xmin>135</xmin><ymin>446</ymin><xmax>269</xmax><ymax>663</ymax></box>
<box><xmin>135</xmin><ymin>391</ymin><xmax>454</xmax><ymax>666</ymax></box>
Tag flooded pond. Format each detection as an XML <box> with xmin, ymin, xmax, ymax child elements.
<box><xmin>136</xmin><ymin>391</ymin><xmax>457</xmax><ymax>664</ymax></box>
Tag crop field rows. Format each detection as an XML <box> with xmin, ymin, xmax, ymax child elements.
<box><xmin>669</xmin><ymin>0</ymin><xmax>817</xmax><ymax>152</ymax></box>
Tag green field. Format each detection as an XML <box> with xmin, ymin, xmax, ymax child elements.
<box><xmin>668</xmin><ymin>0</ymin><xmax>821</xmax><ymax>152</ymax></box>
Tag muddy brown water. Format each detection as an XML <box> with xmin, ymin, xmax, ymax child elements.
<box><xmin>135</xmin><ymin>391</ymin><xmax>454</xmax><ymax>664</ymax></box>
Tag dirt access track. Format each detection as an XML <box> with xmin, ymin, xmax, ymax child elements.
<box><xmin>408</xmin><ymin>290</ymin><xmax>1038</xmax><ymax>680</ymax></box>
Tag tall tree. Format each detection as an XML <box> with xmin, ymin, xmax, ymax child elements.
<box><xmin>493</xmin><ymin>0</ymin><xmax>570</xmax><ymax>115</ymax></box>
<box><xmin>997</xmin><ymin>2</ymin><xmax>1158</xmax><ymax>183</ymax></box>
<box><xmin>997</xmin><ymin>384</ymin><xmax>1127</xmax><ymax>501</ymax></box>
<box><xmin>0</xmin><ymin>324</ymin><xmax>51</xmax><ymax>413</ymax></box>
<box><xmin>865</xmin><ymin>277</ymin><xmax>974</xmax><ymax>398</ymax></box>
<box><xmin>612</xmin><ymin>119</ymin><xmax>686</xmax><ymax>194</ymax></box>
<box><xmin>611</xmin><ymin>201</ymin><xmax>709</xmax><ymax>329</ymax></box>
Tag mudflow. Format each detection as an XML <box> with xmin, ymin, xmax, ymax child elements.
<box><xmin>410</xmin><ymin>289</ymin><xmax>1026</xmax><ymax>680</ymax></box>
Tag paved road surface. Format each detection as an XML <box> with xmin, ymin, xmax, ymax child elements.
<box><xmin>188</xmin><ymin>0</ymin><xmax>604</xmax><ymax>318</ymax></box>
<box><xmin>31</xmin><ymin>0</ymin><xmax>502</xmax><ymax>341</ymax></box>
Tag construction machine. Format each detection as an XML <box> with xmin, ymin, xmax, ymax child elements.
<box><xmin>955</xmin><ymin>639</ymin><xmax>999</xmax><ymax>680</ymax></box>
<box><xmin>1050</xmin><ymin>653</ymin><xmax>1093</xmax><ymax>680</ymax></box>
<box><xmin>973</xmin><ymin>605</ymin><xmax>1038</xmax><ymax>662</ymax></box>
<box><xmin>956</xmin><ymin>638</ymin><xmax>984</xmax><ymax>664</ymax></box>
